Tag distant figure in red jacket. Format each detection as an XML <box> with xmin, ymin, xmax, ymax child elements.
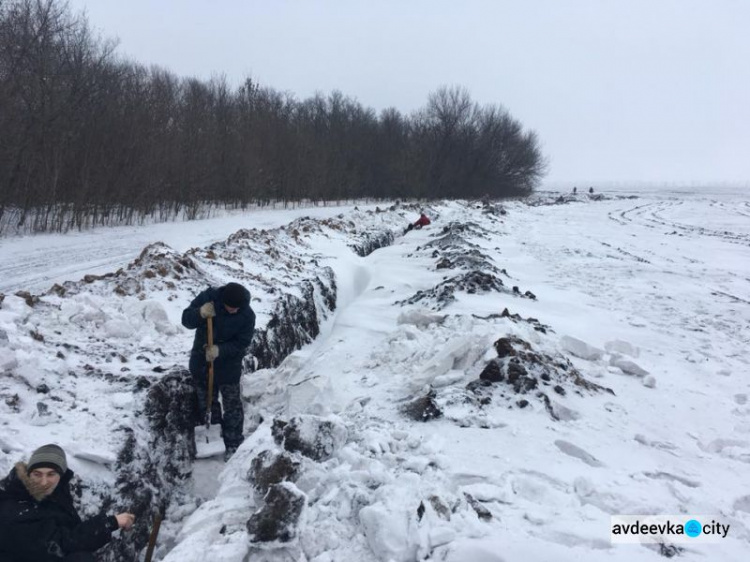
<box><xmin>414</xmin><ymin>212</ymin><xmax>431</xmax><ymax>228</ymax></box>
<box><xmin>405</xmin><ymin>212</ymin><xmax>431</xmax><ymax>233</ymax></box>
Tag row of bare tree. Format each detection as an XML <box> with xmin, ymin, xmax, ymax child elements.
<box><xmin>0</xmin><ymin>0</ymin><xmax>546</xmax><ymax>234</ymax></box>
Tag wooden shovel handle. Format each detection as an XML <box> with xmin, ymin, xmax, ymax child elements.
<box><xmin>144</xmin><ymin>511</ymin><xmax>162</xmax><ymax>562</ymax></box>
<box><xmin>205</xmin><ymin>315</ymin><xmax>215</xmax><ymax>428</ymax></box>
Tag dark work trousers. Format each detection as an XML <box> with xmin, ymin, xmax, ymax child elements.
<box><xmin>193</xmin><ymin>370</ymin><xmax>244</xmax><ymax>451</ymax></box>
<box><xmin>63</xmin><ymin>553</ymin><xmax>97</xmax><ymax>562</ymax></box>
<box><xmin>193</xmin><ymin>368</ymin><xmax>223</xmax><ymax>425</ymax></box>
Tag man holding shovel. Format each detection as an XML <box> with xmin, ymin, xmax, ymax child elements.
<box><xmin>182</xmin><ymin>282</ymin><xmax>255</xmax><ymax>460</ymax></box>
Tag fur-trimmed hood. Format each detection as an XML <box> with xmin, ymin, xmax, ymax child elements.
<box><xmin>15</xmin><ymin>462</ymin><xmax>53</xmax><ymax>501</ymax></box>
<box><xmin>1</xmin><ymin>462</ymin><xmax>74</xmax><ymax>502</ymax></box>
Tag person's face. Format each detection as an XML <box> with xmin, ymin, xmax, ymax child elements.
<box><xmin>224</xmin><ymin>304</ymin><xmax>239</xmax><ymax>314</ymax></box>
<box><xmin>29</xmin><ymin>468</ymin><xmax>60</xmax><ymax>496</ymax></box>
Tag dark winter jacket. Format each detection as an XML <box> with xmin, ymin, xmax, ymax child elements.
<box><xmin>181</xmin><ymin>285</ymin><xmax>256</xmax><ymax>386</ymax></box>
<box><xmin>0</xmin><ymin>463</ymin><xmax>117</xmax><ymax>562</ymax></box>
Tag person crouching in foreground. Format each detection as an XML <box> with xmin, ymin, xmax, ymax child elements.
<box><xmin>182</xmin><ymin>282</ymin><xmax>256</xmax><ymax>460</ymax></box>
<box><xmin>0</xmin><ymin>444</ymin><xmax>135</xmax><ymax>562</ymax></box>
<box><xmin>404</xmin><ymin>212</ymin><xmax>431</xmax><ymax>234</ymax></box>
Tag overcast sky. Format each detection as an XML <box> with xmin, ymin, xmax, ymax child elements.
<box><xmin>66</xmin><ymin>0</ymin><xmax>749</xmax><ymax>186</ymax></box>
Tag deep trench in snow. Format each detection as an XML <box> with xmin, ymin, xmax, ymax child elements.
<box><xmin>187</xmin><ymin>221</ymin><xmax>436</xmax><ymax>508</ymax></box>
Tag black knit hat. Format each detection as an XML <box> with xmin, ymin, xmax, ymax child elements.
<box><xmin>222</xmin><ymin>282</ymin><xmax>249</xmax><ymax>309</ymax></box>
<box><xmin>28</xmin><ymin>444</ymin><xmax>67</xmax><ymax>475</ymax></box>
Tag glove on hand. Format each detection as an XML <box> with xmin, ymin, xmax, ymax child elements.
<box><xmin>205</xmin><ymin>344</ymin><xmax>219</xmax><ymax>362</ymax></box>
<box><xmin>199</xmin><ymin>302</ymin><xmax>215</xmax><ymax>319</ymax></box>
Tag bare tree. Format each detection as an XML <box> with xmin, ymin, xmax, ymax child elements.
<box><xmin>0</xmin><ymin>1</ymin><xmax>546</xmax><ymax>234</ymax></box>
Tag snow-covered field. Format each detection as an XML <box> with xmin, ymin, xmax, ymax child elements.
<box><xmin>0</xmin><ymin>203</ymin><xmax>377</xmax><ymax>294</ymax></box>
<box><xmin>1</xmin><ymin>188</ymin><xmax>748</xmax><ymax>561</ymax></box>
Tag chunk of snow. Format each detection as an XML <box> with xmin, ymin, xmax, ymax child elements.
<box><xmin>360</xmin><ymin>503</ymin><xmax>418</xmax><ymax>562</ymax></box>
<box><xmin>131</xmin><ymin>300</ymin><xmax>179</xmax><ymax>335</ymax></box>
<box><xmin>440</xmin><ymin>539</ymin><xmax>507</xmax><ymax>562</ymax></box>
<box><xmin>548</xmin><ymin>400</ymin><xmax>580</xmax><ymax>421</ymax></box>
<box><xmin>397</xmin><ymin>309</ymin><xmax>446</xmax><ymax>328</ymax></box>
<box><xmin>103</xmin><ymin>319</ymin><xmax>135</xmax><ymax>338</ymax></box>
<box><xmin>0</xmin><ymin>328</ymin><xmax>18</xmax><ymax>371</ymax></box>
<box><xmin>428</xmin><ymin>526</ymin><xmax>456</xmax><ymax>548</ymax></box>
<box><xmin>72</xmin><ymin>449</ymin><xmax>117</xmax><ymax>465</ymax></box>
<box><xmin>604</xmin><ymin>339</ymin><xmax>640</xmax><ymax>358</ymax></box>
<box><xmin>554</xmin><ymin>440</ymin><xmax>604</xmax><ymax>467</ymax></box>
<box><xmin>559</xmin><ymin>335</ymin><xmax>604</xmax><ymax>361</ymax></box>
<box><xmin>609</xmin><ymin>356</ymin><xmax>649</xmax><ymax>377</ymax></box>
<box><xmin>0</xmin><ymin>435</ymin><xmax>24</xmax><ymax>454</ymax></box>
<box><xmin>0</xmin><ymin>353</ymin><xmax>18</xmax><ymax>373</ymax></box>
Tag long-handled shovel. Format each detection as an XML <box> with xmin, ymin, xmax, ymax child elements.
<box><xmin>204</xmin><ymin>315</ymin><xmax>215</xmax><ymax>442</ymax></box>
<box><xmin>144</xmin><ymin>511</ymin><xmax>162</xmax><ymax>562</ymax></box>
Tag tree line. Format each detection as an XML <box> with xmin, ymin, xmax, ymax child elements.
<box><xmin>0</xmin><ymin>0</ymin><xmax>546</xmax><ymax>234</ymax></box>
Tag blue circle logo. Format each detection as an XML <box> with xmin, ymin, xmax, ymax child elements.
<box><xmin>685</xmin><ymin>519</ymin><xmax>702</xmax><ymax>537</ymax></box>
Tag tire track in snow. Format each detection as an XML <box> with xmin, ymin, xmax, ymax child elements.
<box><xmin>619</xmin><ymin>200</ymin><xmax>750</xmax><ymax>247</ymax></box>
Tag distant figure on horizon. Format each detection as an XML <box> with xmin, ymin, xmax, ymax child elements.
<box><xmin>405</xmin><ymin>212</ymin><xmax>431</xmax><ymax>234</ymax></box>
<box><xmin>589</xmin><ymin>186</ymin><xmax>594</xmax><ymax>194</ymax></box>
<box><xmin>573</xmin><ymin>186</ymin><xmax>577</xmax><ymax>194</ymax></box>
<box><xmin>0</xmin><ymin>444</ymin><xmax>135</xmax><ymax>562</ymax></box>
